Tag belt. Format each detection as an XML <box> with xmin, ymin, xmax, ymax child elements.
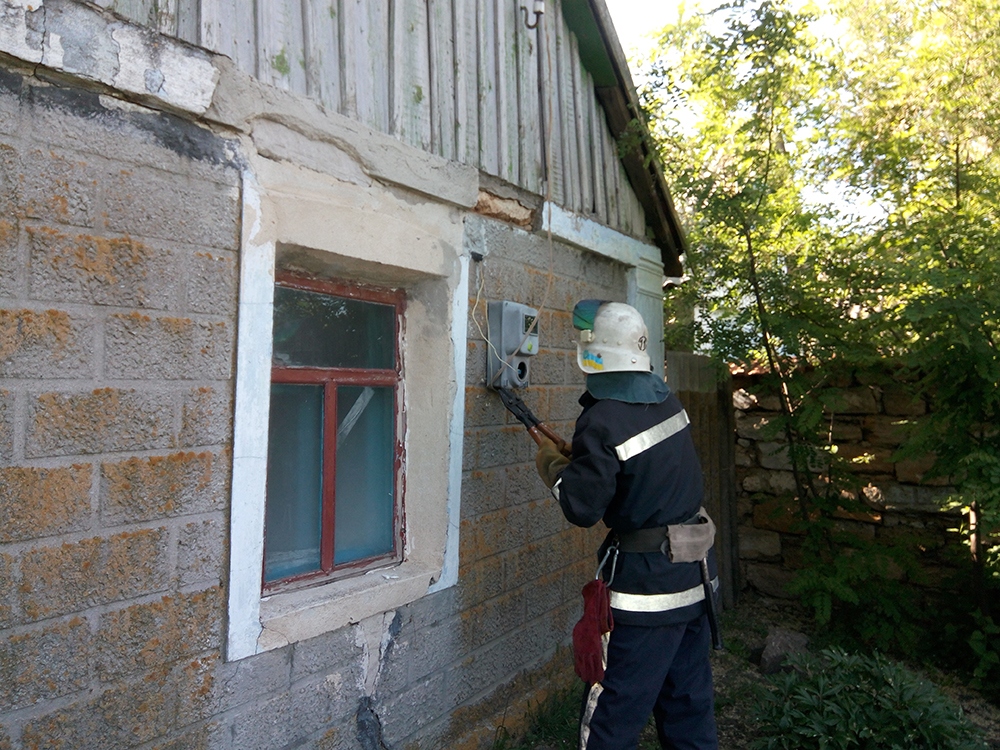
<box><xmin>615</xmin><ymin>526</ymin><xmax>669</xmax><ymax>554</ymax></box>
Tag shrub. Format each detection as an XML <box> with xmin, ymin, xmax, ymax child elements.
<box><xmin>752</xmin><ymin>648</ymin><xmax>987</xmax><ymax>750</ymax></box>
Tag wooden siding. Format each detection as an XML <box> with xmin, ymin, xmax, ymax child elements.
<box><xmin>117</xmin><ymin>0</ymin><xmax>648</xmax><ymax>237</ymax></box>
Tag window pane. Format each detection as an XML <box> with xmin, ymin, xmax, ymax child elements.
<box><xmin>334</xmin><ymin>386</ymin><xmax>395</xmax><ymax>564</ymax></box>
<box><xmin>264</xmin><ymin>384</ymin><xmax>324</xmax><ymax>582</ymax></box>
<box><xmin>273</xmin><ymin>286</ymin><xmax>395</xmax><ymax>369</ymax></box>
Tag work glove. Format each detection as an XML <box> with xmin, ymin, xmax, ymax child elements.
<box><xmin>535</xmin><ymin>437</ymin><xmax>570</xmax><ymax>489</ymax></box>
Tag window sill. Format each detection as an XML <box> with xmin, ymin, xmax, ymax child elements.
<box><xmin>255</xmin><ymin>560</ymin><xmax>436</xmax><ymax>652</ymax></box>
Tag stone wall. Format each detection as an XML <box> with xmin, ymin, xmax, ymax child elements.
<box><xmin>732</xmin><ymin>370</ymin><xmax>964</xmax><ymax>600</ymax></box>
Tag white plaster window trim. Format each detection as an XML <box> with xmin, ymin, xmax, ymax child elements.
<box><xmin>226</xmin><ymin>163</ymin><xmax>467</xmax><ymax>661</ymax></box>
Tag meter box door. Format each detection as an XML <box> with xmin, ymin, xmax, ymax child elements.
<box><xmin>486</xmin><ymin>301</ymin><xmax>539</xmax><ymax>389</ymax></box>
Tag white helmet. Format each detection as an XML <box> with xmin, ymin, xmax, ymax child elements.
<box><xmin>573</xmin><ymin>300</ymin><xmax>650</xmax><ymax>373</ymax></box>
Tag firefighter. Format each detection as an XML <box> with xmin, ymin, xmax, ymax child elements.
<box><xmin>535</xmin><ymin>300</ymin><xmax>720</xmax><ymax>750</ymax></box>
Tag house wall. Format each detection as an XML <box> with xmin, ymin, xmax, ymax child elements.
<box><xmin>0</xmin><ymin>11</ymin><xmax>639</xmax><ymax>748</ymax></box>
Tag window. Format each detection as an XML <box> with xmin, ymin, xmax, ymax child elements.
<box><xmin>264</xmin><ymin>273</ymin><xmax>404</xmax><ymax>589</ymax></box>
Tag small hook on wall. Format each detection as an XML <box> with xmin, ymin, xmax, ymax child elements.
<box><xmin>521</xmin><ymin>0</ymin><xmax>545</xmax><ymax>29</ymax></box>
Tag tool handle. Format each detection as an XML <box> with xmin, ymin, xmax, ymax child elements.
<box><xmin>536</xmin><ymin>423</ymin><xmax>571</xmax><ymax>456</ymax></box>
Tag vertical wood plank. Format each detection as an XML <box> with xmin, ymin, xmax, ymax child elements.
<box><xmin>477</xmin><ymin>0</ymin><xmax>499</xmax><ymax>175</ymax></box>
<box><xmin>589</xmin><ymin>92</ymin><xmax>607</xmax><ymax>223</ymax></box>
<box><xmin>176</xmin><ymin>0</ymin><xmax>200</xmax><ymax>44</ymax></box>
<box><xmin>341</xmin><ymin>0</ymin><xmax>390</xmax><ymax>131</ymax></box>
<box><xmin>558</xmin><ymin>13</ymin><xmax>580</xmax><ymax>212</ymax></box>
<box><xmin>603</xmin><ymin>124</ymin><xmax>620</xmax><ymax>228</ymax></box>
<box><xmin>540</xmin><ymin>0</ymin><xmax>562</xmax><ymax>205</ymax></box>
<box><xmin>391</xmin><ymin>0</ymin><xmax>432</xmax><ymax>150</ymax></box>
<box><xmin>109</xmin><ymin>0</ymin><xmax>155</xmax><ymax>29</ymax></box>
<box><xmin>428</xmin><ymin>0</ymin><xmax>456</xmax><ymax>160</ymax></box>
<box><xmin>156</xmin><ymin>0</ymin><xmax>179</xmax><ymax>37</ymax></box>
<box><xmin>304</xmin><ymin>0</ymin><xmax>343</xmax><ymax>113</ymax></box>
<box><xmin>257</xmin><ymin>0</ymin><xmax>308</xmax><ymax>95</ymax></box>
<box><xmin>453</xmin><ymin>0</ymin><xmax>479</xmax><ymax>164</ymax></box>
<box><xmin>516</xmin><ymin>11</ymin><xmax>542</xmax><ymax>192</ymax></box>
<box><xmin>496</xmin><ymin>0</ymin><xmax>519</xmax><ymax>183</ymax></box>
<box><xmin>200</xmin><ymin>0</ymin><xmax>257</xmax><ymax>76</ymax></box>
<box><xmin>574</xmin><ymin>45</ymin><xmax>594</xmax><ymax>216</ymax></box>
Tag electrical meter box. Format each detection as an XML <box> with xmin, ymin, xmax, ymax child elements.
<box><xmin>486</xmin><ymin>300</ymin><xmax>539</xmax><ymax>389</ymax></box>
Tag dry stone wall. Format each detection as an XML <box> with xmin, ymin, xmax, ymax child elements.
<box><xmin>733</xmin><ymin>370</ymin><xmax>963</xmax><ymax>599</ymax></box>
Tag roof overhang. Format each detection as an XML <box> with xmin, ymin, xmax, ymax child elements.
<box><xmin>561</xmin><ymin>0</ymin><xmax>687</xmax><ymax>277</ymax></box>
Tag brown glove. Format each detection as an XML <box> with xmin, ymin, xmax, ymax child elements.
<box><xmin>535</xmin><ymin>437</ymin><xmax>571</xmax><ymax>489</ymax></box>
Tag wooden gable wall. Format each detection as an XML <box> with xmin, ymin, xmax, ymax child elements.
<box><xmin>108</xmin><ymin>0</ymin><xmax>649</xmax><ymax>237</ymax></box>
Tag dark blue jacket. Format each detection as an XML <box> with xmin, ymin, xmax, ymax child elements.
<box><xmin>555</xmin><ymin>390</ymin><xmax>717</xmax><ymax>626</ymax></box>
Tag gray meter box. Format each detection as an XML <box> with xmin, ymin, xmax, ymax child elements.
<box><xmin>486</xmin><ymin>301</ymin><xmax>539</xmax><ymax>389</ymax></box>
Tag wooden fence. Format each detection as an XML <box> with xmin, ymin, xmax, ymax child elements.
<box><xmin>665</xmin><ymin>352</ymin><xmax>739</xmax><ymax>608</ymax></box>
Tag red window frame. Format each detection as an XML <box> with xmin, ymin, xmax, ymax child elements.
<box><xmin>264</xmin><ymin>272</ymin><xmax>406</xmax><ymax>592</ymax></box>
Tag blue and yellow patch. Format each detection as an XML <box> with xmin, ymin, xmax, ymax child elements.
<box><xmin>582</xmin><ymin>350</ymin><xmax>604</xmax><ymax>370</ymax></box>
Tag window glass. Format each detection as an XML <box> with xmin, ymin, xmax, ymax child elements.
<box><xmin>272</xmin><ymin>286</ymin><xmax>395</xmax><ymax>369</ymax></box>
<box><xmin>264</xmin><ymin>384</ymin><xmax>324</xmax><ymax>582</ymax></box>
<box><xmin>334</xmin><ymin>386</ymin><xmax>395</xmax><ymax>564</ymax></box>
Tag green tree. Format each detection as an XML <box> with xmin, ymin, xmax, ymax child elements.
<box><xmin>639</xmin><ymin>0</ymin><xmax>1000</xmax><ymax>649</ymax></box>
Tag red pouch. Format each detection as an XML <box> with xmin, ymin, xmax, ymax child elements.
<box><xmin>572</xmin><ymin>578</ymin><xmax>614</xmax><ymax>684</ymax></box>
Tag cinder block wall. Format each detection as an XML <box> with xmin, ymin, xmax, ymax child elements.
<box><xmin>0</xmin><ymin>64</ymin><xmax>622</xmax><ymax>749</ymax></box>
<box><xmin>732</xmin><ymin>370</ymin><xmax>963</xmax><ymax>600</ymax></box>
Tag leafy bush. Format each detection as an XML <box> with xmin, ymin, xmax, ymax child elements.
<box><xmin>753</xmin><ymin>648</ymin><xmax>987</xmax><ymax>750</ymax></box>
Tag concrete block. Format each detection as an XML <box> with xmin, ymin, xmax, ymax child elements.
<box><xmin>94</xmin><ymin>587</ymin><xmax>223</xmax><ymax>681</ymax></box>
<box><xmin>19</xmin><ymin>146</ymin><xmax>99</xmax><ymax>228</ymax></box>
<box><xmin>0</xmin><ymin>553</ymin><xmax>13</xmax><ymax>627</ymax></box>
<box><xmin>179</xmin><ymin>385</ymin><xmax>233</xmax><ymax>448</ymax></box>
<box><xmin>0</xmin><ymin>725</ymin><xmax>10</xmax><ymax>750</ymax></box>
<box><xmin>505</xmin><ymin>462</ymin><xmax>548</xmax><ymax>505</ymax></box>
<box><xmin>291</xmin><ymin>626</ymin><xmax>357</xmax><ymax>683</ymax></box>
<box><xmin>177</xmin><ymin>518</ymin><xmax>227</xmax><ymax>587</ymax></box>
<box><xmin>100</xmin><ymin>450</ymin><xmax>228</xmax><ymax>523</ymax></box>
<box><xmin>396</xmin><ymin>617</ymin><xmax>459</xmax><ymax>686</ymax></box>
<box><xmin>0</xmin><ymin>219</ymin><xmax>17</xmax><ymax>297</ymax></box>
<box><xmin>461</xmin><ymin>468</ymin><xmax>506</xmax><ymax>518</ymax></box>
<box><xmin>378</xmin><ymin>671</ymin><xmax>449</xmax><ymax>743</ymax></box>
<box><xmin>289</xmin><ymin>673</ymin><xmax>363</xmax><ymax>741</ymax></box>
<box><xmin>102</xmin><ymin>165</ymin><xmax>239</xmax><ymax>250</ymax></box>
<box><xmin>0</xmin><ymin>616</ymin><xmax>92</xmax><ymax>709</ymax></box>
<box><xmin>19</xmin><ymin>528</ymin><xmax>170</xmax><ymax>622</ymax></box>
<box><xmin>0</xmin><ymin>85</ymin><xmax>19</xmax><ymax>142</ymax></box>
<box><xmin>27</xmin><ymin>387</ymin><xmax>175</xmax><ymax>457</ymax></box>
<box><xmin>199</xmin><ymin>647</ymin><xmax>291</xmax><ymax>717</ymax></box>
<box><xmin>21</xmin><ymin>669</ymin><xmax>176</xmax><ymax>748</ymax></box>
<box><xmin>27</xmin><ymin>226</ymin><xmax>178</xmax><ymax>309</ymax></box>
<box><xmin>22</xmin><ymin>78</ymin><xmax>238</xmax><ymax>183</ymax></box>
<box><xmin>227</xmin><ymin>692</ymin><xmax>297</xmax><ymax>750</ymax></box>
<box><xmin>472</xmin><ymin>425</ymin><xmax>527</xmax><ymax>470</ymax></box>
<box><xmin>105</xmin><ymin>312</ymin><xmax>233</xmax><ymax>380</ymax></box>
<box><xmin>0</xmin><ymin>464</ymin><xmax>92</xmax><ymax>543</ymax></box>
<box><xmin>0</xmin><ymin>389</ymin><xmax>15</xmax><ymax>463</ymax></box>
<box><xmin>147</xmin><ymin>722</ymin><xmax>223</xmax><ymax>750</ymax></box>
<box><xmin>0</xmin><ymin>307</ymin><xmax>94</xmax><ymax>378</ymax></box>
<box><xmin>187</xmin><ymin>250</ymin><xmax>238</xmax><ymax>315</ymax></box>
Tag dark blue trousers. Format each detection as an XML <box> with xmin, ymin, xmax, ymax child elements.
<box><xmin>581</xmin><ymin>614</ymin><xmax>718</xmax><ymax>750</ymax></box>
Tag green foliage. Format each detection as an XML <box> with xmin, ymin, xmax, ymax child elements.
<box><xmin>641</xmin><ymin>0</ymin><xmax>1000</xmax><ymax>639</ymax></box>
<box><xmin>968</xmin><ymin>610</ymin><xmax>1000</xmax><ymax>697</ymax></box>
<box><xmin>752</xmin><ymin>648</ymin><xmax>988</xmax><ymax>750</ymax></box>
<box><xmin>787</xmin><ymin>534</ymin><xmax>925</xmax><ymax>653</ymax></box>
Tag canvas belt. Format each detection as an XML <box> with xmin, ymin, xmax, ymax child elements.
<box><xmin>609</xmin><ymin>578</ymin><xmax>720</xmax><ymax>613</ymax></box>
